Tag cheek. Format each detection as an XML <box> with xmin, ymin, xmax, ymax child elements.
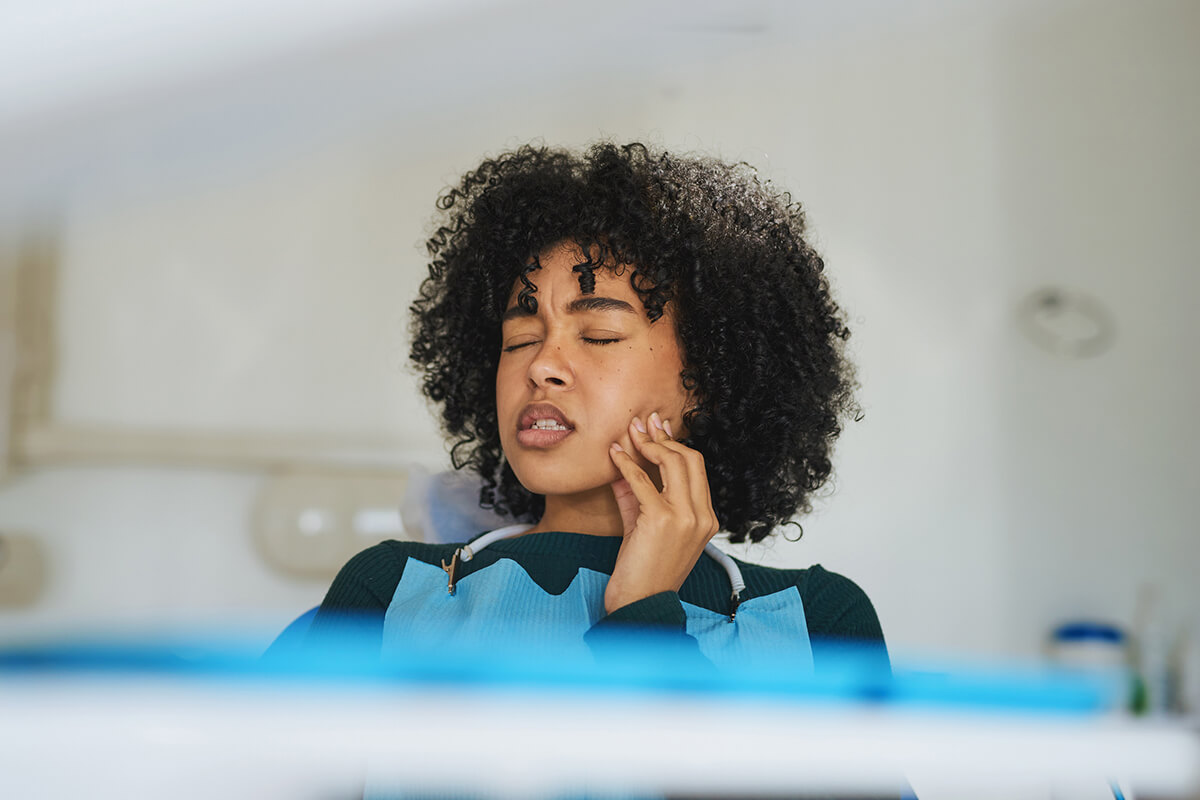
<box><xmin>495</xmin><ymin>360</ymin><xmax>522</xmax><ymax>401</ymax></box>
<box><xmin>644</xmin><ymin>345</ymin><xmax>688</xmax><ymax>405</ymax></box>
<box><xmin>602</xmin><ymin>358</ymin><xmax>685</xmax><ymax>422</ymax></box>
<box><xmin>494</xmin><ymin>364</ymin><xmax>524</xmax><ymax>447</ymax></box>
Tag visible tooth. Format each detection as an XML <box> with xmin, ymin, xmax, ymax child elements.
<box><xmin>531</xmin><ymin>419</ymin><xmax>567</xmax><ymax>430</ymax></box>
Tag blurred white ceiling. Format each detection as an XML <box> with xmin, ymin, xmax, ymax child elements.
<box><xmin>1</xmin><ymin>0</ymin><xmax>1056</xmax><ymax>219</ymax></box>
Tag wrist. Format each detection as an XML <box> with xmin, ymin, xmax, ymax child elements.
<box><xmin>604</xmin><ymin>573</ymin><xmax>678</xmax><ymax>615</ymax></box>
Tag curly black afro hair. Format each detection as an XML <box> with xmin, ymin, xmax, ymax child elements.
<box><xmin>410</xmin><ymin>142</ymin><xmax>858</xmax><ymax>544</ymax></box>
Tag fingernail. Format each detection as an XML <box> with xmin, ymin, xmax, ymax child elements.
<box><xmin>610</xmin><ymin>442</ymin><xmax>624</xmax><ymax>453</ymax></box>
<box><xmin>663</xmin><ymin>418</ymin><xmax>674</xmax><ymax>438</ymax></box>
<box><xmin>650</xmin><ymin>412</ymin><xmax>664</xmax><ymax>431</ymax></box>
<box><xmin>632</xmin><ymin>416</ymin><xmax>646</xmax><ymax>434</ymax></box>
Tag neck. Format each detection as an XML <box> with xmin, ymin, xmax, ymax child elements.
<box><xmin>527</xmin><ymin>485</ymin><xmax>624</xmax><ymax>537</ymax></box>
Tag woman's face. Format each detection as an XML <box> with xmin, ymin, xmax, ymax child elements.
<box><xmin>496</xmin><ymin>242</ymin><xmax>690</xmax><ymax>499</ymax></box>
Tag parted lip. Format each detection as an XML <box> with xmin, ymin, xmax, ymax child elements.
<box><xmin>518</xmin><ymin>403</ymin><xmax>575</xmax><ymax>431</ymax></box>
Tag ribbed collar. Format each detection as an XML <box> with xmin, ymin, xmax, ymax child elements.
<box><xmin>481</xmin><ymin>530</ymin><xmax>623</xmax><ymax>567</ymax></box>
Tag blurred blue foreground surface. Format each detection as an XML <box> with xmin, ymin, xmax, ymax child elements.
<box><xmin>0</xmin><ymin>620</ymin><xmax>1120</xmax><ymax>714</ymax></box>
<box><xmin>2</xmin><ymin>625</ymin><xmax>1196</xmax><ymax>800</ymax></box>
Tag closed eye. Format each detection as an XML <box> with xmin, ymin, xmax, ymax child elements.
<box><xmin>501</xmin><ymin>335</ymin><xmax>623</xmax><ymax>352</ymax></box>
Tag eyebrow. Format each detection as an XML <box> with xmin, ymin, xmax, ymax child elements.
<box><xmin>502</xmin><ymin>295</ymin><xmax>637</xmax><ymax>321</ymax></box>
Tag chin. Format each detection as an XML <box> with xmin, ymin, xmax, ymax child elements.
<box><xmin>510</xmin><ymin>462</ymin><xmax>617</xmax><ymax>499</ymax></box>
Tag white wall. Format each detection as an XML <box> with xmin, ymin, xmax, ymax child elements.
<box><xmin>992</xmin><ymin>1</ymin><xmax>1200</xmax><ymax>655</ymax></box>
<box><xmin>1</xmin><ymin>0</ymin><xmax>1196</xmax><ymax>658</ymax></box>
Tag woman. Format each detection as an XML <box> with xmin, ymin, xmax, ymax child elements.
<box><xmin>308</xmin><ymin>142</ymin><xmax>884</xmax><ymax>671</ymax></box>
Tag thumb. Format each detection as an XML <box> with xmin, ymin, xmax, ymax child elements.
<box><xmin>610</xmin><ymin>478</ymin><xmax>640</xmax><ymax>536</ymax></box>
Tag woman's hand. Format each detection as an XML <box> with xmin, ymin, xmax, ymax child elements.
<box><xmin>605</xmin><ymin>411</ymin><xmax>720</xmax><ymax>614</ymax></box>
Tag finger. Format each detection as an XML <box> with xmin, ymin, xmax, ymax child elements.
<box><xmin>678</xmin><ymin>447</ymin><xmax>714</xmax><ymax>515</ymax></box>
<box><xmin>638</xmin><ymin>430</ymin><xmax>715</xmax><ymax>518</ymax></box>
<box><xmin>648</xmin><ymin>411</ymin><xmax>671</xmax><ymax>444</ymax></box>
<box><xmin>627</xmin><ymin>416</ymin><xmax>657</xmax><ymax>462</ymax></box>
<box><xmin>608</xmin><ymin>477</ymin><xmax>640</xmax><ymax>535</ymax></box>
<box><xmin>631</xmin><ymin>416</ymin><xmax>713</xmax><ymax>518</ymax></box>
<box><xmin>609</xmin><ymin>442</ymin><xmax>666</xmax><ymax>511</ymax></box>
<box><xmin>629</xmin><ymin>418</ymin><xmax>690</xmax><ymax>499</ymax></box>
<box><xmin>621</xmin><ymin>428</ymin><xmax>719</xmax><ymax>539</ymax></box>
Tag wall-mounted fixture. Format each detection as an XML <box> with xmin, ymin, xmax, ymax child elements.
<box><xmin>0</xmin><ymin>235</ymin><xmax>45</xmax><ymax>486</ymax></box>
<box><xmin>252</xmin><ymin>469</ymin><xmax>410</xmax><ymax>580</ymax></box>
<box><xmin>0</xmin><ymin>532</ymin><xmax>47</xmax><ymax>608</ymax></box>
<box><xmin>1017</xmin><ymin>287</ymin><xmax>1116</xmax><ymax>359</ymax></box>
<box><xmin>0</xmin><ymin>252</ymin><xmax>15</xmax><ymax>485</ymax></box>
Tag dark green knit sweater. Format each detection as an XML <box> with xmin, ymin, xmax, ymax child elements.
<box><xmin>312</xmin><ymin>531</ymin><xmax>886</xmax><ymax>670</ymax></box>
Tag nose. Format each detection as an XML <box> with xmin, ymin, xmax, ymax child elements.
<box><xmin>528</xmin><ymin>338</ymin><xmax>574</xmax><ymax>389</ymax></box>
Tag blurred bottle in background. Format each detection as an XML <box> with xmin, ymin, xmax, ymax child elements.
<box><xmin>1048</xmin><ymin>620</ymin><xmax>1132</xmax><ymax>713</ymax></box>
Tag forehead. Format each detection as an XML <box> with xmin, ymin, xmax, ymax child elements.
<box><xmin>503</xmin><ymin>242</ymin><xmax>640</xmax><ymax>310</ymax></box>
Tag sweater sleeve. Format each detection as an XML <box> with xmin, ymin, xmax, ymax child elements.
<box><xmin>583</xmin><ymin>591</ymin><xmax>713</xmax><ymax>668</ymax></box>
<box><xmin>798</xmin><ymin>565</ymin><xmax>889</xmax><ymax>672</ymax></box>
<box><xmin>798</xmin><ymin>565</ymin><xmax>885</xmax><ymax>642</ymax></box>
<box><xmin>303</xmin><ymin>542</ymin><xmax>410</xmax><ymax>646</ymax></box>
<box><xmin>588</xmin><ymin>591</ymin><xmax>688</xmax><ymax>630</ymax></box>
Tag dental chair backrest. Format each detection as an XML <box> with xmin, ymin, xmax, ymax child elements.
<box><xmin>400</xmin><ymin>465</ymin><xmax>510</xmax><ymax>545</ymax></box>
